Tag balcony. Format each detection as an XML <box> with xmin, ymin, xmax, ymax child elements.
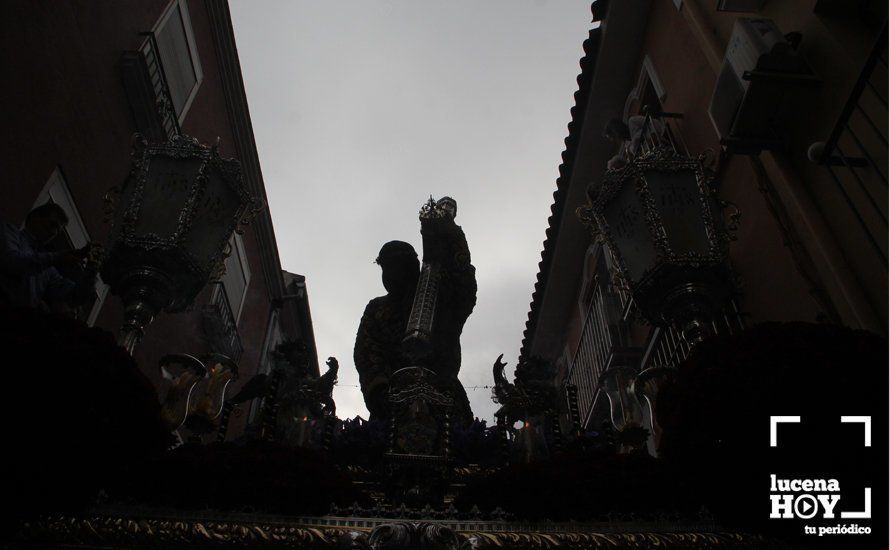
<box><xmin>565</xmin><ymin>268</ymin><xmax>641</xmax><ymax>429</ymax></box>
<box><xmin>120</xmin><ymin>32</ymin><xmax>181</xmax><ymax>143</ymax></box>
<box><xmin>202</xmin><ymin>282</ymin><xmax>244</xmax><ymax>362</ymax></box>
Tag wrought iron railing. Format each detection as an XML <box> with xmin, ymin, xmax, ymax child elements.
<box><xmin>565</xmin><ymin>277</ymin><xmax>629</xmax><ymax>428</ymax></box>
<box><xmin>202</xmin><ymin>282</ymin><xmax>243</xmax><ymax>362</ymax></box>
<box><xmin>139</xmin><ymin>31</ymin><xmax>181</xmax><ymax>139</ymax></box>
<box><xmin>816</xmin><ymin>24</ymin><xmax>888</xmax><ymax>265</ymax></box>
<box><xmin>638</xmin><ymin>110</ymin><xmax>689</xmax><ymax>157</ymax></box>
<box><xmin>639</xmin><ymin>300</ymin><xmax>746</xmax><ymax>372</ymax></box>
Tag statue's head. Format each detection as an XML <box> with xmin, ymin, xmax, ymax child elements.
<box><xmin>376</xmin><ymin>240</ymin><xmax>419</xmax><ymax>296</ymax></box>
<box><xmin>436</xmin><ymin>196</ymin><xmax>457</xmax><ymax>219</ymax></box>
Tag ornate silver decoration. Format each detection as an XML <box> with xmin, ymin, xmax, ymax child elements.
<box><xmin>367</xmin><ymin>522</ymin><xmax>460</xmax><ymax>550</ymax></box>
<box><xmin>403</xmin><ymin>262</ymin><xmax>440</xmax><ymax>362</ymax></box>
<box><xmin>387</xmin><ymin>367</ymin><xmax>454</xmax><ymax>459</ymax></box>
<box><xmin>385</xmin><ymin>367</ymin><xmax>455</xmax><ymax>505</ymax></box>
<box><xmin>577</xmin><ymin>147</ymin><xmax>739</xmax><ymax>342</ymax></box>
<box><xmin>389</xmin><ymin>368</ymin><xmax>455</xmax><ymax>410</ymax></box>
<box><xmin>101</xmin><ymin>134</ymin><xmax>262</xmax><ymax>352</ymax></box>
<box><xmin>14</xmin><ymin>512</ymin><xmax>776</xmax><ymax>549</ymax></box>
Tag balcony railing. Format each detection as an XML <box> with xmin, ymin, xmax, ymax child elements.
<box><xmin>120</xmin><ymin>32</ymin><xmax>181</xmax><ymax>143</ymax></box>
<box><xmin>202</xmin><ymin>282</ymin><xmax>243</xmax><ymax>362</ymax></box>
<box><xmin>640</xmin><ymin>300</ymin><xmax>746</xmax><ymax>372</ymax></box>
<box><xmin>565</xmin><ymin>276</ymin><xmax>637</xmax><ymax>428</ymax></box>
<box><xmin>815</xmin><ymin>24</ymin><xmax>888</xmax><ymax>265</ymax></box>
<box><xmin>140</xmin><ymin>32</ymin><xmax>182</xmax><ymax>138</ymax></box>
<box><xmin>642</xmin><ymin>113</ymin><xmax>689</xmax><ymax>156</ymax></box>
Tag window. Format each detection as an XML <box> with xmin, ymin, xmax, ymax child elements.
<box><xmin>146</xmin><ymin>0</ymin><xmax>203</xmax><ymax>123</ymax></box>
<box><xmin>32</xmin><ymin>168</ymin><xmax>109</xmax><ymax>326</ymax></box>
<box><xmin>577</xmin><ymin>244</ymin><xmax>599</xmax><ymax>319</ymax></box>
<box><xmin>202</xmin><ymin>234</ymin><xmax>248</xmax><ymax>361</ymax></box>
<box><xmin>623</xmin><ymin>56</ymin><xmax>667</xmax><ymax>120</ymax></box>
<box><xmin>219</xmin><ymin>232</ymin><xmax>251</xmax><ymax>324</ymax></box>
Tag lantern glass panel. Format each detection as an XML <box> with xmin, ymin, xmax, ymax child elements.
<box><xmin>646</xmin><ymin>169</ymin><xmax>710</xmax><ymax>256</ymax></box>
<box><xmin>134</xmin><ymin>155</ymin><xmax>204</xmax><ymax>241</ymax></box>
<box><xmin>181</xmin><ymin>165</ymin><xmax>243</xmax><ymax>268</ymax></box>
<box><xmin>602</xmin><ymin>180</ymin><xmax>657</xmax><ymax>281</ymax></box>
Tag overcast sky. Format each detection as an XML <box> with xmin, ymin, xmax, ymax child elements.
<box><xmin>229</xmin><ymin>1</ymin><xmax>593</xmax><ymax>422</ymax></box>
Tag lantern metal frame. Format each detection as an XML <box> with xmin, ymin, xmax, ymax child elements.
<box><xmin>578</xmin><ymin>147</ymin><xmax>738</xmax><ymax>340</ymax></box>
<box><xmin>102</xmin><ymin>134</ymin><xmax>261</xmax><ymax>352</ymax></box>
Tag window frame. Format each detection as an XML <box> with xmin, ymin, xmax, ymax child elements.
<box><xmin>577</xmin><ymin>243</ymin><xmax>599</xmax><ymax>320</ymax></box>
<box><xmin>146</xmin><ymin>0</ymin><xmax>203</xmax><ymax>125</ymax></box>
<box><xmin>32</xmin><ymin>167</ymin><xmax>109</xmax><ymax>327</ymax></box>
<box><xmin>219</xmin><ymin>232</ymin><xmax>251</xmax><ymax>325</ymax></box>
<box><xmin>248</xmin><ymin>309</ymin><xmax>282</xmax><ymax>424</ymax></box>
<box><xmin>622</xmin><ymin>56</ymin><xmax>667</xmax><ymax>121</ymax></box>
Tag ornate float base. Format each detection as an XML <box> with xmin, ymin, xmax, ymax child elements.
<box><xmin>13</xmin><ymin>507</ymin><xmax>785</xmax><ymax>549</ymax></box>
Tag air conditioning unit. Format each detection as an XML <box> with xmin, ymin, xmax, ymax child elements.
<box><xmin>708</xmin><ymin>18</ymin><xmax>819</xmax><ymax>154</ymax></box>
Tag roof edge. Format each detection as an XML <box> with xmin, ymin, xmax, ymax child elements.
<box><xmin>518</xmin><ymin>14</ymin><xmax>603</xmax><ymax>360</ymax></box>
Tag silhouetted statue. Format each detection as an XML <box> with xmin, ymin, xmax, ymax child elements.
<box><xmin>354</xmin><ymin>197</ymin><xmax>476</xmax><ymax>424</ymax></box>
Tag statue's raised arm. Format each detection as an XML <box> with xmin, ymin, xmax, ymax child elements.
<box><xmin>406</xmin><ymin>196</ymin><xmax>476</xmax><ymax>422</ymax></box>
<box><xmin>404</xmin><ymin>197</ymin><xmax>476</xmax><ymax>353</ymax></box>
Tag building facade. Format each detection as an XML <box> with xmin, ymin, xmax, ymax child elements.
<box><xmin>1</xmin><ymin>0</ymin><xmax>316</xmax><ymax>440</ymax></box>
<box><xmin>521</xmin><ymin>0</ymin><xmax>887</xmax><ymax>443</ymax></box>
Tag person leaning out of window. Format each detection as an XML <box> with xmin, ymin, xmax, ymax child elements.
<box><xmin>0</xmin><ymin>203</ymin><xmax>98</xmax><ymax>315</ymax></box>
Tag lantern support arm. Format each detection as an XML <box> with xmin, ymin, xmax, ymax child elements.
<box><xmin>118</xmin><ymin>296</ymin><xmax>156</xmax><ymax>355</ymax></box>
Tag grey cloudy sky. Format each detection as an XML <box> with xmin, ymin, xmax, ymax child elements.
<box><xmin>229</xmin><ymin>1</ymin><xmax>593</xmax><ymax>422</ymax></box>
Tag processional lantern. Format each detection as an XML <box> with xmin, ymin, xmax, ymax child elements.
<box><xmin>577</xmin><ymin>146</ymin><xmax>739</xmax><ymax>448</ymax></box>
<box><xmin>578</xmin><ymin>148</ymin><xmax>738</xmax><ymax>343</ymax></box>
<box><xmin>102</xmin><ymin>134</ymin><xmax>260</xmax><ymax>353</ymax></box>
